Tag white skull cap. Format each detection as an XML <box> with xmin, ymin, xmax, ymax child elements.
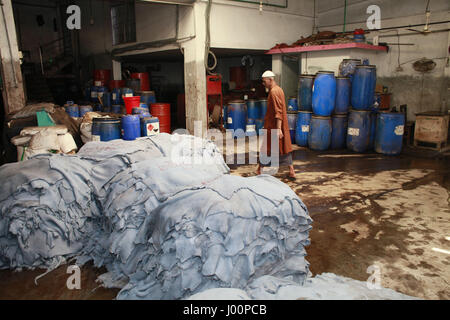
<box><xmin>262</xmin><ymin>70</ymin><xmax>275</xmax><ymax>78</ymax></box>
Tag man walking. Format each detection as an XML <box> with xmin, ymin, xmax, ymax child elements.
<box><xmin>256</xmin><ymin>70</ymin><xmax>295</xmax><ymax>179</ymax></box>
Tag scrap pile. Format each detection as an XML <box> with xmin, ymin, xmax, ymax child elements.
<box><xmin>0</xmin><ymin>134</ymin><xmax>312</xmax><ymax>300</ymax></box>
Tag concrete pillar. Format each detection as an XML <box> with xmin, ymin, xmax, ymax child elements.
<box><xmin>0</xmin><ymin>0</ymin><xmax>26</xmax><ymax>114</ymax></box>
<box><xmin>182</xmin><ymin>2</ymin><xmax>207</xmax><ymax>136</ymax></box>
<box><xmin>112</xmin><ymin>59</ymin><xmax>122</xmax><ymax>80</ymax></box>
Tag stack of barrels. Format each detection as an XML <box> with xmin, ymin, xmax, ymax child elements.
<box><xmin>294</xmin><ymin>61</ymin><xmax>404</xmax><ymax>155</ymax></box>
<box><xmin>225</xmin><ymin>99</ymin><xmax>268</xmax><ymax>138</ymax></box>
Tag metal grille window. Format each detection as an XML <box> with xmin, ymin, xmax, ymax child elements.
<box><xmin>111</xmin><ymin>0</ymin><xmax>136</xmax><ymax>46</ymax></box>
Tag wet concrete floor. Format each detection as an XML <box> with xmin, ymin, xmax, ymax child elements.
<box><xmin>0</xmin><ymin>146</ymin><xmax>448</xmax><ymax>299</ymax></box>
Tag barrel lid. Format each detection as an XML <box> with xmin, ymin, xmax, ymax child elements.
<box><xmin>298</xmin><ymin>110</ymin><xmax>313</xmax><ymax>114</ymax></box>
<box><xmin>356</xmin><ymin>64</ymin><xmax>376</xmax><ymax>68</ymax></box>
<box><xmin>299</xmin><ymin>74</ymin><xmax>315</xmax><ymax>78</ymax></box>
<box><xmin>246</xmin><ymin>99</ymin><xmax>258</xmax><ymax>102</ymax></box>
<box><xmin>343</xmin><ymin>59</ymin><xmax>362</xmax><ymax>62</ymax></box>
<box><xmin>288</xmin><ymin>96</ymin><xmax>297</xmax><ymax>99</ymax></box>
<box><xmin>229</xmin><ymin>100</ymin><xmax>245</xmax><ymax>104</ymax></box>
<box><xmin>336</xmin><ymin>76</ymin><xmax>350</xmax><ymax>80</ymax></box>
<box><xmin>287</xmin><ymin>111</ymin><xmax>299</xmax><ymax>114</ymax></box>
<box><xmin>317</xmin><ymin>71</ymin><xmax>335</xmax><ymax>74</ymax></box>
<box><xmin>311</xmin><ymin>115</ymin><xmax>331</xmax><ymax>119</ymax></box>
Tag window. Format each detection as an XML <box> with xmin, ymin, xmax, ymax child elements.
<box><xmin>111</xmin><ymin>0</ymin><xmax>136</xmax><ymax>46</ymax></box>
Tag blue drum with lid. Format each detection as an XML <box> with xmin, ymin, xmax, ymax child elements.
<box><xmin>287</xmin><ymin>97</ymin><xmax>298</xmax><ymax>112</ymax></box>
<box><xmin>298</xmin><ymin>75</ymin><xmax>314</xmax><ymax>111</ymax></box>
<box><xmin>347</xmin><ymin>109</ymin><xmax>371</xmax><ymax>152</ymax></box>
<box><xmin>79</xmin><ymin>105</ymin><xmax>93</xmax><ymax>117</ymax></box>
<box><xmin>246</xmin><ymin>99</ymin><xmax>260</xmax><ymax>120</ymax></box>
<box><xmin>312</xmin><ymin>71</ymin><xmax>336</xmax><ymax>116</ymax></box>
<box><xmin>295</xmin><ymin>111</ymin><xmax>312</xmax><ymax>147</ymax></box>
<box><xmin>331</xmin><ymin>114</ymin><xmax>348</xmax><ymax>149</ymax></box>
<box><xmin>308</xmin><ymin>115</ymin><xmax>332</xmax><ymax>151</ymax></box>
<box><xmin>335</xmin><ymin>77</ymin><xmax>351</xmax><ymax>114</ymax></box>
<box><xmin>375</xmin><ymin>112</ymin><xmax>405</xmax><ymax>155</ymax></box>
<box><xmin>259</xmin><ymin>99</ymin><xmax>268</xmax><ymax>120</ymax></box>
<box><xmin>122</xmin><ymin>115</ymin><xmax>141</xmax><ymax>141</ymax></box>
<box><xmin>351</xmin><ymin>65</ymin><xmax>377</xmax><ymax>110</ymax></box>
<box><xmin>227</xmin><ymin>100</ymin><xmax>247</xmax><ymax>138</ymax></box>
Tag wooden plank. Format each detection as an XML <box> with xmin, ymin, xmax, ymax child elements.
<box><xmin>266</xmin><ymin>43</ymin><xmax>388</xmax><ymax>55</ymax></box>
<box><xmin>0</xmin><ymin>0</ymin><xmax>26</xmax><ymax>114</ymax></box>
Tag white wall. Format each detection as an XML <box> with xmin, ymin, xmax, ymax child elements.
<box><xmin>209</xmin><ymin>0</ymin><xmax>315</xmax><ymax>50</ymax></box>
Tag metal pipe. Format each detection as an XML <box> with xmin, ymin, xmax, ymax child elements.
<box><xmin>329</xmin><ymin>19</ymin><xmax>450</xmax><ymax>32</ymax></box>
<box><xmin>137</xmin><ymin>0</ymin><xmax>194</xmax><ymax>6</ymax></box>
<box><xmin>39</xmin><ymin>46</ymin><xmax>44</xmax><ymax>75</ymax></box>
<box><xmin>343</xmin><ymin>0</ymin><xmax>347</xmax><ymax>33</ymax></box>
<box><xmin>228</xmin><ymin>0</ymin><xmax>288</xmax><ymax>9</ymax></box>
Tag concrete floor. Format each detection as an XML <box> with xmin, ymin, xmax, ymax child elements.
<box><xmin>0</xmin><ymin>144</ymin><xmax>449</xmax><ymax>300</ymax></box>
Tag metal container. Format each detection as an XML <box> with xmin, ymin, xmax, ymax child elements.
<box><xmin>331</xmin><ymin>113</ymin><xmax>348</xmax><ymax>149</ymax></box>
<box><xmin>347</xmin><ymin>109</ymin><xmax>371</xmax><ymax>152</ymax></box>
<box><xmin>150</xmin><ymin>103</ymin><xmax>171</xmax><ymax>134</ymax></box>
<box><xmin>312</xmin><ymin>71</ymin><xmax>336</xmax><ymax>116</ymax></box>
<box><xmin>308</xmin><ymin>115</ymin><xmax>332</xmax><ymax>151</ymax></box>
<box><xmin>295</xmin><ymin>111</ymin><xmax>312</xmax><ymax>147</ymax></box>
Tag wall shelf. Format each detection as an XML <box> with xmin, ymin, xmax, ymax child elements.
<box><xmin>266</xmin><ymin>43</ymin><xmax>388</xmax><ymax>55</ymax></box>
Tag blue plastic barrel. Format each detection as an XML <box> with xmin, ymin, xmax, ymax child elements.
<box><xmin>227</xmin><ymin>100</ymin><xmax>247</xmax><ymax>138</ymax></box>
<box><xmin>122</xmin><ymin>115</ymin><xmax>141</xmax><ymax>141</ymax></box>
<box><xmin>247</xmin><ymin>100</ymin><xmax>260</xmax><ymax>120</ymax></box>
<box><xmin>335</xmin><ymin>77</ymin><xmax>351</xmax><ymax>114</ymax></box>
<box><xmin>79</xmin><ymin>105</ymin><xmax>93</xmax><ymax>117</ymax></box>
<box><xmin>347</xmin><ymin>109</ymin><xmax>371</xmax><ymax>152</ymax></box>
<box><xmin>287</xmin><ymin>97</ymin><xmax>298</xmax><ymax>112</ymax></box>
<box><xmin>368</xmin><ymin>112</ymin><xmax>377</xmax><ymax>149</ymax></box>
<box><xmin>112</xmin><ymin>105</ymin><xmax>122</xmax><ymax>114</ymax></box>
<box><xmin>331</xmin><ymin>114</ymin><xmax>348</xmax><ymax>149</ymax></box>
<box><xmin>139</xmin><ymin>91</ymin><xmax>157</xmax><ymax>106</ymax></box>
<box><xmin>102</xmin><ymin>91</ymin><xmax>112</xmax><ymax>109</ymax></box>
<box><xmin>65</xmin><ymin>104</ymin><xmax>79</xmax><ymax>117</ymax></box>
<box><xmin>246</xmin><ymin>118</ymin><xmax>257</xmax><ymax>137</ymax></box>
<box><xmin>141</xmin><ymin>116</ymin><xmax>160</xmax><ymax>136</ymax></box>
<box><xmin>259</xmin><ymin>99</ymin><xmax>268</xmax><ymax>120</ymax></box>
<box><xmin>90</xmin><ymin>86</ymin><xmax>98</xmax><ymax>102</ymax></box>
<box><xmin>312</xmin><ymin>71</ymin><xmax>336</xmax><ymax>116</ymax></box>
<box><xmin>298</xmin><ymin>75</ymin><xmax>314</xmax><ymax>111</ymax></box>
<box><xmin>375</xmin><ymin>112</ymin><xmax>405</xmax><ymax>155</ymax></box>
<box><xmin>308</xmin><ymin>115</ymin><xmax>332</xmax><ymax>151</ymax></box>
<box><xmin>132</xmin><ymin>107</ymin><xmax>149</xmax><ymax>115</ymax></box>
<box><xmin>111</xmin><ymin>88</ymin><xmax>121</xmax><ymax>105</ymax></box>
<box><xmin>255</xmin><ymin>119</ymin><xmax>264</xmax><ymax>135</ymax></box>
<box><xmin>295</xmin><ymin>111</ymin><xmax>312</xmax><ymax>147</ymax></box>
<box><xmin>120</xmin><ymin>87</ymin><xmax>133</xmax><ymax>104</ymax></box>
<box><xmin>351</xmin><ymin>65</ymin><xmax>377</xmax><ymax>110</ymax></box>
<box><xmin>287</xmin><ymin>111</ymin><xmax>298</xmax><ymax>145</ymax></box>
<box><xmin>92</xmin><ymin>117</ymin><xmax>121</xmax><ymax>142</ymax></box>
